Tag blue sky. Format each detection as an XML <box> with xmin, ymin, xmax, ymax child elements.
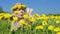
<box><xmin>0</xmin><ymin>0</ymin><xmax>60</xmax><ymax>14</ymax></box>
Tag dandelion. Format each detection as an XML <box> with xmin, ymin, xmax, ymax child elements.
<box><xmin>11</xmin><ymin>3</ymin><xmax>18</xmax><ymax>11</ymax></box>
<box><xmin>54</xmin><ymin>27</ymin><xmax>60</xmax><ymax>32</ymax></box>
<box><xmin>48</xmin><ymin>25</ymin><xmax>54</xmax><ymax>30</ymax></box>
<box><xmin>23</xmin><ymin>14</ymin><xmax>29</xmax><ymax>19</ymax></box>
<box><xmin>24</xmin><ymin>23</ymin><xmax>31</xmax><ymax>28</ymax></box>
<box><xmin>33</xmin><ymin>13</ymin><xmax>39</xmax><ymax>17</ymax></box>
<box><xmin>29</xmin><ymin>16</ymin><xmax>35</xmax><ymax>23</ymax></box>
<box><xmin>17</xmin><ymin>4</ymin><xmax>21</xmax><ymax>9</ymax></box>
<box><xmin>41</xmin><ymin>14</ymin><xmax>46</xmax><ymax>17</ymax></box>
<box><xmin>21</xmin><ymin>4</ymin><xmax>26</xmax><ymax>9</ymax></box>
<box><xmin>33</xmin><ymin>13</ymin><xmax>39</xmax><ymax>18</ymax></box>
<box><xmin>41</xmin><ymin>14</ymin><xmax>49</xmax><ymax>20</ymax></box>
<box><xmin>13</xmin><ymin>16</ymin><xmax>18</xmax><ymax>22</ymax></box>
<box><xmin>39</xmin><ymin>16</ymin><xmax>42</xmax><ymax>20</ymax></box>
<box><xmin>29</xmin><ymin>16</ymin><xmax>33</xmax><ymax>19</ymax></box>
<box><xmin>56</xmin><ymin>32</ymin><xmax>60</xmax><ymax>34</ymax></box>
<box><xmin>29</xmin><ymin>18</ymin><xmax>35</xmax><ymax>23</ymax></box>
<box><xmin>35</xmin><ymin>25</ymin><xmax>43</xmax><ymax>30</ymax></box>
<box><xmin>41</xmin><ymin>16</ymin><xmax>48</xmax><ymax>20</ymax></box>
<box><xmin>42</xmin><ymin>20</ymin><xmax>47</xmax><ymax>26</ymax></box>
<box><xmin>55</xmin><ymin>16</ymin><xmax>59</xmax><ymax>20</ymax></box>
<box><xmin>11</xmin><ymin>3</ymin><xmax>26</xmax><ymax>11</ymax></box>
<box><xmin>33</xmin><ymin>13</ymin><xmax>40</xmax><ymax>20</ymax></box>
<box><xmin>4</xmin><ymin>14</ymin><xmax>12</xmax><ymax>19</ymax></box>
<box><xmin>59</xmin><ymin>16</ymin><xmax>60</xmax><ymax>19</ymax></box>
<box><xmin>0</xmin><ymin>13</ymin><xmax>5</xmax><ymax>16</ymax></box>
<box><xmin>19</xmin><ymin>20</ymin><xmax>25</xmax><ymax>25</ymax></box>
<box><xmin>56</xmin><ymin>20</ymin><xmax>60</xmax><ymax>24</ymax></box>
<box><xmin>50</xmin><ymin>15</ymin><xmax>55</xmax><ymax>19</ymax></box>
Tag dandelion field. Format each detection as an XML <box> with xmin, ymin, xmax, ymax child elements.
<box><xmin>0</xmin><ymin>13</ymin><xmax>60</xmax><ymax>34</ymax></box>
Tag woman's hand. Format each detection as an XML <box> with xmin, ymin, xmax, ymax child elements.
<box><xmin>26</xmin><ymin>8</ymin><xmax>33</xmax><ymax>16</ymax></box>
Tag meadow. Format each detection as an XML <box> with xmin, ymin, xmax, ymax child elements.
<box><xmin>0</xmin><ymin>13</ymin><xmax>60</xmax><ymax>34</ymax></box>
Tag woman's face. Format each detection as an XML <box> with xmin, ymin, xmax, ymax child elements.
<box><xmin>17</xmin><ymin>9</ymin><xmax>25</xmax><ymax>18</ymax></box>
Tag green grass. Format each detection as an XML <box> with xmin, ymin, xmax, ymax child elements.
<box><xmin>0</xmin><ymin>19</ymin><xmax>60</xmax><ymax>34</ymax></box>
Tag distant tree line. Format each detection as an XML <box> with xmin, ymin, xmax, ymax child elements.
<box><xmin>0</xmin><ymin>6</ymin><xmax>6</xmax><ymax>13</ymax></box>
<box><xmin>48</xmin><ymin>14</ymin><xmax>60</xmax><ymax>16</ymax></box>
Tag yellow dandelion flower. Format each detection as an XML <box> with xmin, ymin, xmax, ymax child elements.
<box><xmin>11</xmin><ymin>3</ymin><xmax>27</xmax><ymax>11</ymax></box>
<box><xmin>23</xmin><ymin>14</ymin><xmax>29</xmax><ymax>19</ymax></box>
<box><xmin>39</xmin><ymin>16</ymin><xmax>42</xmax><ymax>20</ymax></box>
<box><xmin>33</xmin><ymin>13</ymin><xmax>39</xmax><ymax>17</ymax></box>
<box><xmin>55</xmin><ymin>16</ymin><xmax>59</xmax><ymax>19</ymax></box>
<box><xmin>33</xmin><ymin>13</ymin><xmax>40</xmax><ymax>20</ymax></box>
<box><xmin>35</xmin><ymin>16</ymin><xmax>40</xmax><ymax>20</ymax></box>
<box><xmin>22</xmin><ymin>4</ymin><xmax>26</xmax><ymax>9</ymax></box>
<box><xmin>17</xmin><ymin>4</ymin><xmax>21</xmax><ymax>9</ymax></box>
<box><xmin>56</xmin><ymin>32</ymin><xmax>60</xmax><ymax>34</ymax></box>
<box><xmin>42</xmin><ymin>20</ymin><xmax>47</xmax><ymax>26</ymax></box>
<box><xmin>29</xmin><ymin>16</ymin><xmax>36</xmax><ymax>23</ymax></box>
<box><xmin>13</xmin><ymin>16</ymin><xmax>18</xmax><ymax>22</ymax></box>
<box><xmin>50</xmin><ymin>15</ymin><xmax>55</xmax><ymax>19</ymax></box>
<box><xmin>29</xmin><ymin>19</ymin><xmax>35</xmax><ymax>23</ymax></box>
<box><xmin>35</xmin><ymin>25</ymin><xmax>43</xmax><ymax>30</ymax></box>
<box><xmin>0</xmin><ymin>13</ymin><xmax>5</xmax><ymax>16</ymax></box>
<box><xmin>54</xmin><ymin>27</ymin><xmax>60</xmax><ymax>32</ymax></box>
<box><xmin>48</xmin><ymin>25</ymin><xmax>54</xmax><ymax>30</ymax></box>
<box><xmin>13</xmin><ymin>5</ymin><xmax>18</xmax><ymax>9</ymax></box>
<box><xmin>0</xmin><ymin>14</ymin><xmax>2</xmax><ymax>16</ymax></box>
<box><xmin>59</xmin><ymin>16</ymin><xmax>60</xmax><ymax>19</ymax></box>
<box><xmin>24</xmin><ymin>23</ymin><xmax>31</xmax><ymax>28</ymax></box>
<box><xmin>41</xmin><ymin>16</ymin><xmax>48</xmax><ymax>20</ymax></box>
<box><xmin>41</xmin><ymin>14</ymin><xmax>46</xmax><ymax>17</ymax></box>
<box><xmin>41</xmin><ymin>14</ymin><xmax>49</xmax><ymax>20</ymax></box>
<box><xmin>19</xmin><ymin>20</ymin><xmax>25</xmax><ymax>25</ymax></box>
<box><xmin>11</xmin><ymin>4</ymin><xmax>18</xmax><ymax>11</ymax></box>
<box><xmin>4</xmin><ymin>14</ymin><xmax>12</xmax><ymax>19</ymax></box>
<box><xmin>56</xmin><ymin>20</ymin><xmax>60</xmax><ymax>24</ymax></box>
<box><xmin>29</xmin><ymin>16</ymin><xmax>33</xmax><ymax>19</ymax></box>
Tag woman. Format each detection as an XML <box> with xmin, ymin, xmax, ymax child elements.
<box><xmin>11</xmin><ymin>3</ymin><xmax>33</xmax><ymax>31</ymax></box>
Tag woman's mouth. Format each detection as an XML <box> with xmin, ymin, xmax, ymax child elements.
<box><xmin>20</xmin><ymin>13</ymin><xmax>23</xmax><ymax>16</ymax></box>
